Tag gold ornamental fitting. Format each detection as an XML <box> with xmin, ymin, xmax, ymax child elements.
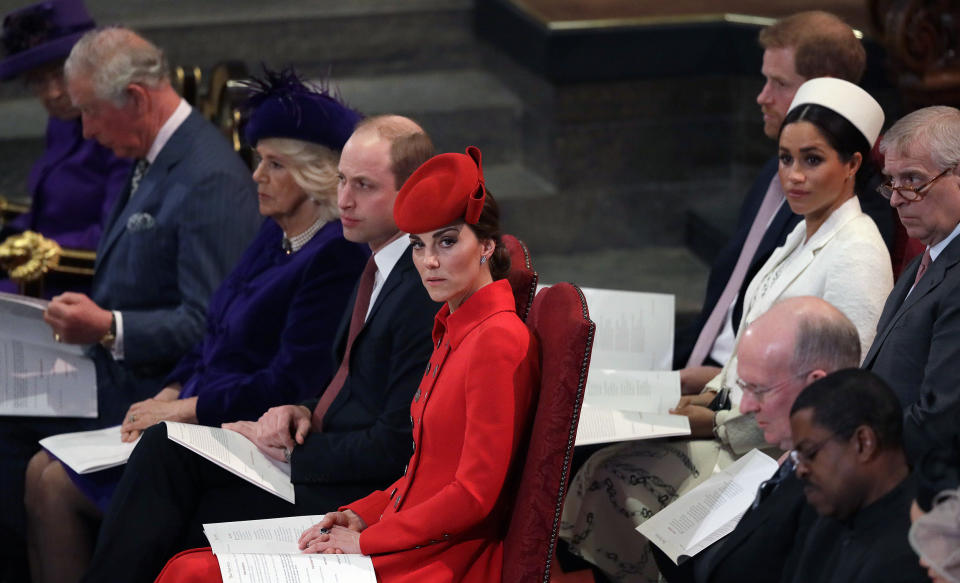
<box><xmin>0</xmin><ymin>231</ymin><xmax>62</xmax><ymax>282</ymax></box>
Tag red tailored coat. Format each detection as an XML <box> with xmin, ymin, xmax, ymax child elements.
<box><xmin>152</xmin><ymin>279</ymin><xmax>539</xmax><ymax>583</ymax></box>
<box><xmin>346</xmin><ymin>277</ymin><xmax>539</xmax><ymax>582</ymax></box>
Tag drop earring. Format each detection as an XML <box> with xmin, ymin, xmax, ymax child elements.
<box><xmin>480</xmin><ymin>256</ymin><xmax>487</xmax><ymax>265</ymax></box>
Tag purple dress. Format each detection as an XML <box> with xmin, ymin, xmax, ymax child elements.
<box><xmin>0</xmin><ymin>116</ymin><xmax>131</xmax><ymax>293</ymax></box>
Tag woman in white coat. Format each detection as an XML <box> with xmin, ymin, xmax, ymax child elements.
<box><xmin>559</xmin><ymin>78</ymin><xmax>893</xmax><ymax>582</ymax></box>
<box><xmin>705</xmin><ymin>77</ymin><xmax>892</xmax><ymax>397</ymax></box>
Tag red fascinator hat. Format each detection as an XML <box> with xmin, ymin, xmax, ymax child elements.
<box><xmin>394</xmin><ymin>146</ymin><xmax>486</xmax><ymax>233</ymax></box>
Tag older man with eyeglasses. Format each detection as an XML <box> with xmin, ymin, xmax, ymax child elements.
<box><xmin>862</xmin><ymin>105</ymin><xmax>960</xmax><ymax>462</ymax></box>
<box><xmin>654</xmin><ymin>296</ymin><xmax>862</xmax><ymax>583</ymax></box>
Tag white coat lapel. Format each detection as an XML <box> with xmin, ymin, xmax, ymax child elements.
<box><xmin>744</xmin><ymin>197</ymin><xmax>861</xmax><ymax>320</ymax></box>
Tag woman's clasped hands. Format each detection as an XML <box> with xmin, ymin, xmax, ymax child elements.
<box><xmin>298</xmin><ymin>510</ymin><xmax>367</xmax><ymax>555</ymax></box>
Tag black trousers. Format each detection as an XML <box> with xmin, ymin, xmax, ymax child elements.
<box><xmin>81</xmin><ymin>423</ymin><xmax>376</xmax><ymax>583</ymax></box>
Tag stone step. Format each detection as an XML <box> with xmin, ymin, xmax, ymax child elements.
<box><xmin>333</xmin><ymin>69</ymin><xmax>524</xmax><ymax>165</ymax></box>
<box><xmin>483</xmin><ymin>162</ymin><xmax>556</xmax><ymax>201</ymax></box>
<box><xmin>0</xmin><ymin>0</ymin><xmax>478</xmax><ymax>101</ymax></box>
<box><xmin>0</xmin><ymin>137</ymin><xmax>43</xmax><ymax>203</ymax></box>
<box><xmin>0</xmin><ymin>98</ymin><xmax>45</xmax><ymax>139</ymax></box>
<box><xmin>69</xmin><ymin>0</ymin><xmax>470</xmax><ymax>27</ymax></box>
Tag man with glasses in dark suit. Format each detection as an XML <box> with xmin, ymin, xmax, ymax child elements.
<box><xmin>656</xmin><ymin>296</ymin><xmax>861</xmax><ymax>583</ymax></box>
<box><xmin>863</xmin><ymin>105</ymin><xmax>960</xmax><ymax>461</ymax></box>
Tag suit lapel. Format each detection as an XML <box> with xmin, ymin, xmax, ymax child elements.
<box><xmin>366</xmin><ymin>245</ymin><xmax>413</xmax><ymax>325</ymax></box>
<box><xmin>331</xmin><ymin>244</ymin><xmax>415</xmax><ymax>362</ymax></box>
<box><xmin>95</xmin><ymin>112</ymin><xmax>199</xmax><ymax>269</ymax></box>
<box><xmin>863</xmin><ymin>237</ymin><xmax>960</xmax><ymax>366</ymax></box>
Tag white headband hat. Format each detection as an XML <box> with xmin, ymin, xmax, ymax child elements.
<box><xmin>786</xmin><ymin>77</ymin><xmax>884</xmax><ymax>147</ymax></box>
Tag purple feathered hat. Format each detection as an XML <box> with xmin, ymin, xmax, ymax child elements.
<box><xmin>242</xmin><ymin>67</ymin><xmax>363</xmax><ymax>151</ymax></box>
<box><xmin>0</xmin><ymin>0</ymin><xmax>95</xmax><ymax>81</ymax></box>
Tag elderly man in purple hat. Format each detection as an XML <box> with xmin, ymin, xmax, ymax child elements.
<box><xmin>0</xmin><ymin>0</ymin><xmax>131</xmax><ymax>294</ymax></box>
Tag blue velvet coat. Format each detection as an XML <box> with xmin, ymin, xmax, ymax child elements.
<box><xmin>171</xmin><ymin>219</ymin><xmax>368</xmax><ymax>425</ymax></box>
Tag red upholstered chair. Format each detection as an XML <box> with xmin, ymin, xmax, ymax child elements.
<box><xmin>502</xmin><ymin>282</ymin><xmax>595</xmax><ymax>583</ymax></box>
<box><xmin>503</xmin><ymin>234</ymin><xmax>538</xmax><ymax>322</ymax></box>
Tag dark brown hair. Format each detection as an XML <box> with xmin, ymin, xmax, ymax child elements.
<box><xmin>759</xmin><ymin>11</ymin><xmax>865</xmax><ymax>83</ymax></box>
<box><xmin>466</xmin><ymin>189</ymin><xmax>510</xmax><ymax>281</ymax></box>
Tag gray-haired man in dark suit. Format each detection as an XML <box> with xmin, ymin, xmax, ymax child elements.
<box><xmin>0</xmin><ymin>26</ymin><xmax>259</xmax><ymax>577</ymax></box>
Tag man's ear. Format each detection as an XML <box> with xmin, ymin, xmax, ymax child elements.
<box><xmin>804</xmin><ymin>369</ymin><xmax>827</xmax><ymax>385</ymax></box>
<box><xmin>853</xmin><ymin>425</ymin><xmax>879</xmax><ymax>461</ymax></box>
<box><xmin>125</xmin><ymin>83</ymin><xmax>149</xmax><ymax>115</ymax></box>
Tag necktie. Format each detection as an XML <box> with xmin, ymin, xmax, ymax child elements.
<box><xmin>129</xmin><ymin>159</ymin><xmax>150</xmax><ymax>197</ymax></box>
<box><xmin>913</xmin><ymin>248</ymin><xmax>932</xmax><ymax>287</ymax></box>
<box><xmin>311</xmin><ymin>256</ymin><xmax>378</xmax><ymax>431</ymax></box>
<box><xmin>687</xmin><ymin>177</ymin><xmax>785</xmax><ymax>367</ymax></box>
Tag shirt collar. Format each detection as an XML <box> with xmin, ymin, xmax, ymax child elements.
<box><xmin>373</xmin><ymin>235</ymin><xmax>409</xmax><ymax>281</ymax></box>
<box><xmin>928</xmin><ymin>221</ymin><xmax>960</xmax><ymax>262</ymax></box>
<box><xmin>145</xmin><ymin>99</ymin><xmax>191</xmax><ymax>164</ymax></box>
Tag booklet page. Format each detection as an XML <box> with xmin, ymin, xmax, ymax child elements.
<box><xmin>638</xmin><ymin>449</ymin><xmax>779</xmax><ymax>564</ymax></box>
<box><xmin>0</xmin><ymin>293</ymin><xmax>96</xmax><ymax>417</ymax></box>
<box><xmin>165</xmin><ymin>422</ymin><xmax>295</xmax><ymax>503</ymax></box>
<box><xmin>578</xmin><ymin>287</ymin><xmax>674</xmax><ymax>371</ymax></box>
<box><xmin>39</xmin><ymin>425</ymin><xmax>138</xmax><ymax>473</ymax></box>
<box><xmin>575</xmin><ymin>406</ymin><xmax>690</xmax><ymax>446</ymax></box>
<box><xmin>204</xmin><ymin>515</ymin><xmax>376</xmax><ymax>583</ymax></box>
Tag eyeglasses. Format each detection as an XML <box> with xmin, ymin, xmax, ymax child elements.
<box><xmin>877</xmin><ymin>166</ymin><xmax>954</xmax><ymax>201</ymax></box>
<box><xmin>735</xmin><ymin>370</ymin><xmax>810</xmax><ymax>403</ymax></box>
<box><xmin>789</xmin><ymin>434</ymin><xmax>837</xmax><ymax>466</ymax></box>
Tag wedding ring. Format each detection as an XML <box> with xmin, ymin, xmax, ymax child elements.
<box><xmin>283</xmin><ymin>448</ymin><xmax>291</xmax><ymax>463</ymax></box>
<box><xmin>130</xmin><ymin>414</ymin><xmax>137</xmax><ymax>423</ymax></box>
<box><xmin>54</xmin><ymin>333</ymin><xmax>61</xmax><ymax>343</ymax></box>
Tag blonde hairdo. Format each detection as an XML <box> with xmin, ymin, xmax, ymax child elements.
<box><xmin>258</xmin><ymin>137</ymin><xmax>340</xmax><ymax>223</ymax></box>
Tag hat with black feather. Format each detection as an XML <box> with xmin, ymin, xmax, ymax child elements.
<box><xmin>242</xmin><ymin>67</ymin><xmax>362</xmax><ymax>151</ymax></box>
<box><xmin>0</xmin><ymin>0</ymin><xmax>95</xmax><ymax>81</ymax></box>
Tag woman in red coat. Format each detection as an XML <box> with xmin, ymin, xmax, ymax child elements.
<box><xmin>154</xmin><ymin>146</ymin><xmax>540</xmax><ymax>583</ymax></box>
